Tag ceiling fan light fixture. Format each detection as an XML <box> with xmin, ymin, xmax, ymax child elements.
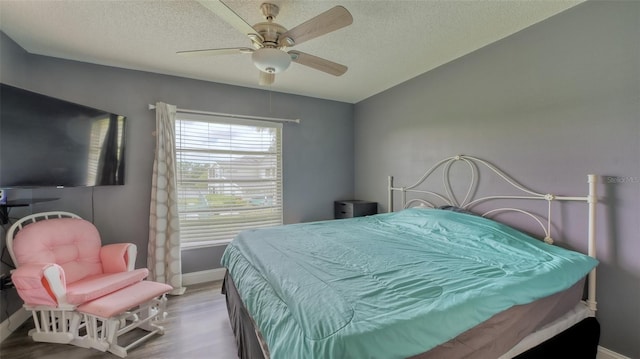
<box><xmin>252</xmin><ymin>47</ymin><xmax>291</xmax><ymax>74</ymax></box>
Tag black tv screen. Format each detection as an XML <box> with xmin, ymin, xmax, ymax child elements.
<box><xmin>0</xmin><ymin>84</ymin><xmax>126</xmax><ymax>188</ymax></box>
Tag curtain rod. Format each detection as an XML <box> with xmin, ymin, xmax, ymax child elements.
<box><xmin>148</xmin><ymin>104</ymin><xmax>300</xmax><ymax>124</ymax></box>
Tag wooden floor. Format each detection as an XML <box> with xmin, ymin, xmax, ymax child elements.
<box><xmin>0</xmin><ymin>281</ymin><xmax>239</xmax><ymax>359</ymax></box>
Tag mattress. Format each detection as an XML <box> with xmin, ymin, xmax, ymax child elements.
<box><xmin>222</xmin><ymin>273</ymin><xmax>592</xmax><ymax>359</ymax></box>
<box><xmin>410</xmin><ymin>280</ymin><xmax>587</xmax><ymax>359</ymax></box>
<box><xmin>221</xmin><ymin>208</ymin><xmax>598</xmax><ymax>359</ymax></box>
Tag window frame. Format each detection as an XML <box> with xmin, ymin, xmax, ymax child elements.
<box><xmin>174</xmin><ymin>112</ymin><xmax>283</xmax><ymax>249</ymax></box>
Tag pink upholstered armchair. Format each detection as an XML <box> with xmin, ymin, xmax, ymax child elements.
<box><xmin>6</xmin><ymin>211</ymin><xmax>172</xmax><ymax>357</ymax></box>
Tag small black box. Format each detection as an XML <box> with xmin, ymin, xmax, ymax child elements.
<box><xmin>334</xmin><ymin>200</ymin><xmax>377</xmax><ymax>219</ymax></box>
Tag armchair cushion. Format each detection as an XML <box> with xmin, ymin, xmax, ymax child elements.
<box><xmin>66</xmin><ymin>268</ymin><xmax>149</xmax><ymax>305</ymax></box>
<box><xmin>13</xmin><ymin>218</ymin><xmax>103</xmax><ymax>284</ymax></box>
<box><xmin>100</xmin><ymin>243</ymin><xmax>135</xmax><ymax>273</ymax></box>
<box><xmin>77</xmin><ymin>280</ymin><xmax>173</xmax><ymax>318</ymax></box>
<box><xmin>12</xmin><ymin>216</ymin><xmax>149</xmax><ymax>307</ymax></box>
<box><xmin>12</xmin><ymin>263</ymin><xmax>65</xmax><ymax>307</ymax></box>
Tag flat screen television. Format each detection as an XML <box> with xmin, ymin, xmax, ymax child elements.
<box><xmin>0</xmin><ymin>83</ymin><xmax>126</xmax><ymax>188</ymax></box>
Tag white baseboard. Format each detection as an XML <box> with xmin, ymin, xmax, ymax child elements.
<box><xmin>182</xmin><ymin>268</ymin><xmax>226</xmax><ymax>286</ymax></box>
<box><xmin>0</xmin><ymin>307</ymin><xmax>30</xmax><ymax>343</ymax></box>
<box><xmin>597</xmin><ymin>346</ymin><xmax>632</xmax><ymax>359</ymax></box>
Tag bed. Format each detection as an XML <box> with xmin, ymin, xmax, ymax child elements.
<box><xmin>220</xmin><ymin>155</ymin><xmax>600</xmax><ymax>359</ymax></box>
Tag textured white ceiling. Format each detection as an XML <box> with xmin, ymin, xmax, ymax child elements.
<box><xmin>0</xmin><ymin>0</ymin><xmax>583</xmax><ymax>103</ymax></box>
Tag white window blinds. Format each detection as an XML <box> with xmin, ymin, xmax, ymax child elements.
<box><xmin>175</xmin><ymin>113</ymin><xmax>283</xmax><ymax>247</ymax></box>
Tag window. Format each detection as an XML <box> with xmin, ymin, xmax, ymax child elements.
<box><xmin>175</xmin><ymin>113</ymin><xmax>283</xmax><ymax>248</ymax></box>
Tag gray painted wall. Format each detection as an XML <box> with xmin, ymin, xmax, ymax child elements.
<box><xmin>354</xmin><ymin>1</ymin><xmax>639</xmax><ymax>357</ymax></box>
<box><xmin>1</xmin><ymin>1</ymin><xmax>638</xmax><ymax>356</ymax></box>
<box><xmin>0</xmin><ymin>32</ymin><xmax>354</xmax><ymax>320</ymax></box>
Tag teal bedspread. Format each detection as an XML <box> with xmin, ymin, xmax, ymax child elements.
<box><xmin>221</xmin><ymin>208</ymin><xmax>597</xmax><ymax>359</ymax></box>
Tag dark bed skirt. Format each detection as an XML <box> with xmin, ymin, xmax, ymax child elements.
<box><xmin>222</xmin><ymin>272</ymin><xmax>600</xmax><ymax>359</ymax></box>
<box><xmin>223</xmin><ymin>273</ymin><xmax>267</xmax><ymax>359</ymax></box>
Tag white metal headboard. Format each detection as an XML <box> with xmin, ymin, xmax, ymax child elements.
<box><xmin>387</xmin><ymin>155</ymin><xmax>598</xmax><ymax>311</ymax></box>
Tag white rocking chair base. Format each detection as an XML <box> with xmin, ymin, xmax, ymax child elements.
<box><xmin>24</xmin><ymin>282</ymin><xmax>171</xmax><ymax>358</ymax></box>
<box><xmin>77</xmin><ymin>281</ymin><xmax>172</xmax><ymax>358</ymax></box>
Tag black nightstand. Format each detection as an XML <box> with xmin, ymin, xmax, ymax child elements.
<box><xmin>334</xmin><ymin>200</ymin><xmax>377</xmax><ymax>219</ymax></box>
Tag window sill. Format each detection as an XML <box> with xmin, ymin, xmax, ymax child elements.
<box><xmin>180</xmin><ymin>239</ymin><xmax>233</xmax><ymax>250</ymax></box>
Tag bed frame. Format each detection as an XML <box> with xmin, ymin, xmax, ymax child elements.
<box><xmin>387</xmin><ymin>154</ymin><xmax>598</xmax><ymax>312</ymax></box>
<box><xmin>223</xmin><ymin>154</ymin><xmax>600</xmax><ymax>359</ymax></box>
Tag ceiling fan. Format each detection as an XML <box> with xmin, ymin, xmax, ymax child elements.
<box><xmin>178</xmin><ymin>0</ymin><xmax>353</xmax><ymax>85</ymax></box>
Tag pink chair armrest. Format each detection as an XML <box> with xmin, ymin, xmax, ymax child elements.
<box><xmin>12</xmin><ymin>263</ymin><xmax>66</xmax><ymax>307</ymax></box>
<box><xmin>100</xmin><ymin>243</ymin><xmax>137</xmax><ymax>273</ymax></box>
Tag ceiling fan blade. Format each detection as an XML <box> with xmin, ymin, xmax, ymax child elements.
<box><xmin>259</xmin><ymin>71</ymin><xmax>275</xmax><ymax>86</ymax></box>
<box><xmin>278</xmin><ymin>6</ymin><xmax>353</xmax><ymax>47</ymax></box>
<box><xmin>197</xmin><ymin>0</ymin><xmax>264</xmax><ymax>44</ymax></box>
<box><xmin>289</xmin><ymin>50</ymin><xmax>347</xmax><ymax>76</ymax></box>
<box><xmin>177</xmin><ymin>47</ymin><xmax>253</xmax><ymax>56</ymax></box>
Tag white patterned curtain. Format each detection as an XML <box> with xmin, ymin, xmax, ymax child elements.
<box><xmin>148</xmin><ymin>102</ymin><xmax>185</xmax><ymax>295</ymax></box>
